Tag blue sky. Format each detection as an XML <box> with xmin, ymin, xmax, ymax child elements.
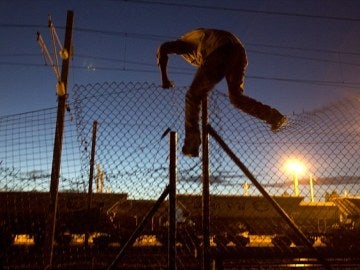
<box><xmin>0</xmin><ymin>0</ymin><xmax>359</xmax><ymax>116</ymax></box>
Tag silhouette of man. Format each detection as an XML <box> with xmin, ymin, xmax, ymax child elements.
<box><xmin>157</xmin><ymin>28</ymin><xmax>286</xmax><ymax>157</ymax></box>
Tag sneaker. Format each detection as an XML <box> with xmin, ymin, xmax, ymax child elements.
<box><xmin>182</xmin><ymin>145</ymin><xmax>200</xmax><ymax>157</ymax></box>
<box><xmin>182</xmin><ymin>135</ymin><xmax>201</xmax><ymax>157</ymax></box>
<box><xmin>271</xmin><ymin>115</ymin><xmax>287</xmax><ymax>132</ymax></box>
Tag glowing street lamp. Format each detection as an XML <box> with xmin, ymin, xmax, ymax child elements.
<box><xmin>285</xmin><ymin>159</ymin><xmax>306</xmax><ymax>197</ymax></box>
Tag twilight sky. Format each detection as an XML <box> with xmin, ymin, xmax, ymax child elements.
<box><xmin>0</xmin><ymin>0</ymin><xmax>359</xmax><ymax>116</ymax></box>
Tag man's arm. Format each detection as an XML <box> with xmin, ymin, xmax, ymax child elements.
<box><xmin>157</xmin><ymin>40</ymin><xmax>194</xmax><ymax>89</ymax></box>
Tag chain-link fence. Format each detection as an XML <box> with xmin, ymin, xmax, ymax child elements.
<box><xmin>1</xmin><ymin>81</ymin><xmax>360</xmax><ymax>269</ymax></box>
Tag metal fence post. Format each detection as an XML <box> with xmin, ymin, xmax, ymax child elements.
<box><xmin>202</xmin><ymin>97</ymin><xmax>210</xmax><ymax>270</ymax></box>
<box><xmin>85</xmin><ymin>121</ymin><xmax>98</xmax><ymax>246</ymax></box>
<box><xmin>169</xmin><ymin>131</ymin><xmax>177</xmax><ymax>270</ymax></box>
<box><xmin>87</xmin><ymin>121</ymin><xmax>98</xmax><ymax>208</ymax></box>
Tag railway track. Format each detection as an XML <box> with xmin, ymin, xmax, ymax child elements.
<box><xmin>2</xmin><ymin>245</ymin><xmax>360</xmax><ymax>269</ymax></box>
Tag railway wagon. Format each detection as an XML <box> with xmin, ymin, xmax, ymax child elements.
<box><xmin>170</xmin><ymin>195</ymin><xmax>342</xmax><ymax>248</ymax></box>
<box><xmin>322</xmin><ymin>197</ymin><xmax>360</xmax><ymax>250</ymax></box>
<box><xmin>106</xmin><ymin>198</ymin><xmax>168</xmax><ymax>245</ymax></box>
<box><xmin>174</xmin><ymin>194</ymin><xmax>304</xmax><ymax>247</ymax></box>
<box><xmin>0</xmin><ymin>191</ymin><xmax>127</xmax><ymax>247</ymax></box>
<box><xmin>1</xmin><ymin>191</ymin><xmax>355</xmax><ymax>250</ymax></box>
<box><xmin>273</xmin><ymin>201</ymin><xmax>339</xmax><ymax>247</ymax></box>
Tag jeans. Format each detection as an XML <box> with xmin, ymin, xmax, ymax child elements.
<box><xmin>184</xmin><ymin>43</ymin><xmax>281</xmax><ymax>145</ymax></box>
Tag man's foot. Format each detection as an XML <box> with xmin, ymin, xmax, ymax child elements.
<box><xmin>182</xmin><ymin>134</ymin><xmax>201</xmax><ymax>157</ymax></box>
<box><xmin>182</xmin><ymin>145</ymin><xmax>200</xmax><ymax>157</ymax></box>
<box><xmin>271</xmin><ymin>115</ymin><xmax>287</xmax><ymax>132</ymax></box>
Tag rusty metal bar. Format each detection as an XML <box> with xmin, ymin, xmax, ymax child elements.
<box><xmin>202</xmin><ymin>97</ymin><xmax>210</xmax><ymax>270</ymax></box>
<box><xmin>85</xmin><ymin>120</ymin><xmax>98</xmax><ymax>246</ymax></box>
<box><xmin>207</xmin><ymin>124</ymin><xmax>332</xmax><ymax>270</ymax></box>
<box><xmin>107</xmin><ymin>185</ymin><xmax>170</xmax><ymax>270</ymax></box>
<box><xmin>168</xmin><ymin>131</ymin><xmax>177</xmax><ymax>270</ymax></box>
<box><xmin>87</xmin><ymin>121</ymin><xmax>98</xmax><ymax>210</ymax></box>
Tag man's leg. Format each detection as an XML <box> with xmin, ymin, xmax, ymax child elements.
<box><xmin>226</xmin><ymin>50</ymin><xmax>286</xmax><ymax>132</ymax></box>
<box><xmin>229</xmin><ymin>92</ymin><xmax>286</xmax><ymax>131</ymax></box>
<box><xmin>183</xmin><ymin>66</ymin><xmax>222</xmax><ymax>157</ymax></box>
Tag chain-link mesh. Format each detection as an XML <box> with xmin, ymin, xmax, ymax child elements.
<box><xmin>0</xmin><ymin>107</ymin><xmax>84</xmax><ymax>192</ymax></box>
<box><xmin>1</xmin><ymin>81</ymin><xmax>359</xmax><ymax>269</ymax></box>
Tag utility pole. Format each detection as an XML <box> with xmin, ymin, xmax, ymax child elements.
<box><xmin>43</xmin><ymin>10</ymin><xmax>74</xmax><ymax>269</ymax></box>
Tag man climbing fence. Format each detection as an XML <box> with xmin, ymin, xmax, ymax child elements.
<box><xmin>157</xmin><ymin>28</ymin><xmax>287</xmax><ymax>157</ymax></box>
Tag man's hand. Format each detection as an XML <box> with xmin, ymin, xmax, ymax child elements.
<box><xmin>157</xmin><ymin>44</ymin><xmax>174</xmax><ymax>89</ymax></box>
<box><xmin>162</xmin><ymin>78</ymin><xmax>174</xmax><ymax>89</ymax></box>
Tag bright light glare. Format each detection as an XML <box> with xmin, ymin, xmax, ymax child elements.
<box><xmin>285</xmin><ymin>159</ymin><xmax>306</xmax><ymax>175</ymax></box>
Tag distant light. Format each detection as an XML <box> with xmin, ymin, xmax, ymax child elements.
<box><xmin>83</xmin><ymin>60</ymin><xmax>96</xmax><ymax>71</ymax></box>
<box><xmin>56</xmin><ymin>81</ymin><xmax>66</xmax><ymax>96</ymax></box>
<box><xmin>285</xmin><ymin>159</ymin><xmax>306</xmax><ymax>176</ymax></box>
<box><xmin>87</xmin><ymin>63</ymin><xmax>96</xmax><ymax>71</ymax></box>
<box><xmin>284</xmin><ymin>158</ymin><xmax>306</xmax><ymax>197</ymax></box>
<box><xmin>59</xmin><ymin>48</ymin><xmax>69</xmax><ymax>60</ymax></box>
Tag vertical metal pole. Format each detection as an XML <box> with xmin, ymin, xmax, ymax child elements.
<box><xmin>169</xmin><ymin>131</ymin><xmax>177</xmax><ymax>270</ymax></box>
<box><xmin>85</xmin><ymin>121</ymin><xmax>98</xmax><ymax>246</ymax></box>
<box><xmin>309</xmin><ymin>174</ymin><xmax>314</xmax><ymax>202</ymax></box>
<box><xmin>202</xmin><ymin>97</ymin><xmax>210</xmax><ymax>270</ymax></box>
<box><xmin>293</xmin><ymin>174</ymin><xmax>299</xmax><ymax>196</ymax></box>
<box><xmin>88</xmin><ymin>121</ymin><xmax>98</xmax><ymax>210</ymax></box>
<box><xmin>44</xmin><ymin>10</ymin><xmax>74</xmax><ymax>269</ymax></box>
